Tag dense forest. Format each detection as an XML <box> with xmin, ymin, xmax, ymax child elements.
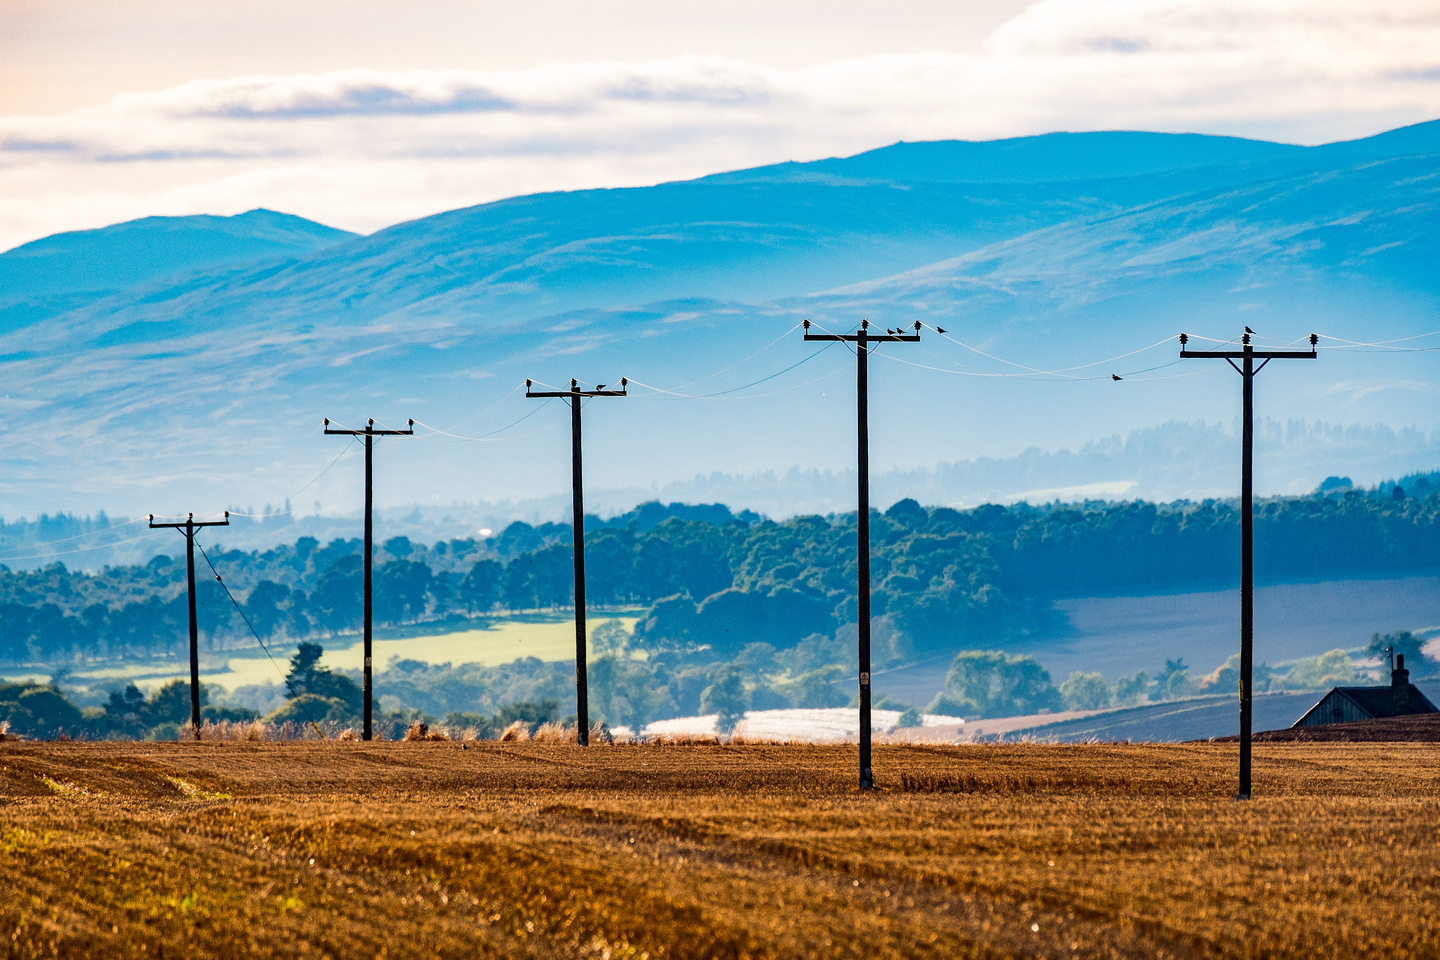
<box><xmin>2</xmin><ymin>482</ymin><xmax>1439</xmax><ymax>668</ymax></box>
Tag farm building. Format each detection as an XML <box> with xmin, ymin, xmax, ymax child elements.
<box><xmin>1292</xmin><ymin>654</ymin><xmax>1438</xmax><ymax>727</ymax></box>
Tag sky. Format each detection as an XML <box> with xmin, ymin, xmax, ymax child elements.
<box><xmin>2</xmin><ymin>0</ymin><xmax>1440</xmax><ymax>250</ymax></box>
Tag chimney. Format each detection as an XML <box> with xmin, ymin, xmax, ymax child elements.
<box><xmin>1392</xmin><ymin>653</ymin><xmax>1411</xmax><ymax>713</ymax></box>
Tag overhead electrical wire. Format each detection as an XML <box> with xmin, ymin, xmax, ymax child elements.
<box><xmin>0</xmin><ymin>527</ymin><xmax>167</xmax><ymax>565</ymax></box>
<box><xmin>196</xmin><ymin>539</ymin><xmax>325</xmax><ymax>738</ymax></box>
<box><xmin>1316</xmin><ymin>331</ymin><xmax>1440</xmax><ymax>351</ymax></box>
<box><xmin>628</xmin><ymin>363</ymin><xmax>851</xmax><ymax>402</ymax></box>
<box><xmin>0</xmin><ymin>515</ymin><xmax>151</xmax><ymax>553</ymax></box>
<box><xmin>656</xmin><ymin>320</ymin><xmax>808</xmax><ymax>392</ymax></box>
<box><xmin>432</xmin><ymin>383</ymin><xmax>523</xmax><ymax>433</ymax></box>
<box><xmin>412</xmin><ymin>397</ymin><xmax>560</xmax><ymax>442</ymax></box>
<box><xmin>282</xmin><ymin>437</ymin><xmax>360</xmax><ymax>501</ymax></box>
<box><xmin>32</xmin><ymin>319</ymin><xmax>1422</xmax><ymax>543</ymax></box>
<box><xmin>626</xmin><ymin>341</ymin><xmax>841</xmax><ymax>400</ymax></box>
<box><xmin>204</xmin><ymin>438</ymin><xmax>363</xmax><ymax>522</ymax></box>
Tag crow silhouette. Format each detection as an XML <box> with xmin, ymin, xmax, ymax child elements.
<box><xmin>936</xmin><ymin>327</ymin><xmax>947</xmax><ymax>334</ymax></box>
<box><xmin>1245</xmin><ymin>326</ymin><xmax>1255</xmax><ymax>334</ymax></box>
<box><xmin>1112</xmin><ymin>374</ymin><xmax>1123</xmax><ymax>381</ymax></box>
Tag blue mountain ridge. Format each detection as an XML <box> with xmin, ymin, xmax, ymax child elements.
<box><xmin>0</xmin><ymin>121</ymin><xmax>1437</xmax><ymax>521</ymax></box>
<box><xmin>0</xmin><ymin>209</ymin><xmax>358</xmax><ymax>335</ymax></box>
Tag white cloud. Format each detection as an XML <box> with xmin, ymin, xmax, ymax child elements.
<box><xmin>2</xmin><ymin>0</ymin><xmax>1439</xmax><ymax>249</ymax></box>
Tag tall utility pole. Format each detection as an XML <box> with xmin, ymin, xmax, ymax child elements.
<box><xmin>803</xmin><ymin>319</ymin><xmax>921</xmax><ymax>789</ymax></box>
<box><xmin>525</xmin><ymin>378</ymin><xmax>627</xmax><ymax>746</ymax></box>
<box><xmin>148</xmin><ymin>512</ymin><xmax>230</xmax><ymax>739</ymax></box>
<box><xmin>1180</xmin><ymin>331</ymin><xmax>1316</xmax><ymax>798</ymax></box>
<box><xmin>323</xmin><ymin>417</ymin><xmax>414</xmax><ymax>741</ymax></box>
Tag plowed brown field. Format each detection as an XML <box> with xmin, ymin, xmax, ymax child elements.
<box><xmin>2</xmin><ymin>740</ymin><xmax>1437</xmax><ymax>958</ymax></box>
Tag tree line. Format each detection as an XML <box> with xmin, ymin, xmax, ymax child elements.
<box><xmin>3</xmin><ymin>489</ymin><xmax>1440</xmax><ymax>668</ymax></box>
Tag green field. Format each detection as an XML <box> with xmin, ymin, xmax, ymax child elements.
<box><xmin>2</xmin><ymin>611</ymin><xmax>641</xmax><ymax>695</ymax></box>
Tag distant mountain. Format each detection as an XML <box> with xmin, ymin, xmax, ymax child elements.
<box><xmin>0</xmin><ymin>121</ymin><xmax>1437</xmax><ymax>524</ymax></box>
<box><xmin>697</xmin><ymin>130</ymin><xmax>1305</xmax><ymax>185</ymax></box>
<box><xmin>0</xmin><ymin>209</ymin><xmax>357</xmax><ymax>334</ymax></box>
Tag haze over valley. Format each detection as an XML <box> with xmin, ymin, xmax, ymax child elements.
<box><xmin>0</xmin><ymin>122</ymin><xmax>1438</xmax><ymax>530</ymax></box>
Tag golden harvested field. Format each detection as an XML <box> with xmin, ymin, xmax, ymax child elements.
<box><xmin>2</xmin><ymin>740</ymin><xmax>1438</xmax><ymax>959</ymax></box>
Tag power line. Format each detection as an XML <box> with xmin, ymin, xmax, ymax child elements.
<box><xmin>801</xmin><ymin>318</ymin><xmax>922</xmax><ymax>791</ymax></box>
<box><xmin>323</xmin><ymin>417</ymin><xmax>414</xmax><ymax>741</ymax></box>
<box><xmin>631</xmin><ymin>363</ymin><xmax>854</xmax><ymax>401</ymax></box>
<box><xmin>0</xmin><ymin>515</ymin><xmax>150</xmax><ymax>551</ymax></box>
<box><xmin>432</xmin><ymin>383</ymin><xmax>524</xmax><ymax>432</ymax></box>
<box><xmin>626</xmin><ymin>343</ymin><xmax>841</xmax><ymax>400</ymax></box>
<box><xmin>656</xmin><ymin>320</ymin><xmax>807</xmax><ymax>392</ymax></box>
<box><xmin>1315</xmin><ymin>331</ymin><xmax>1440</xmax><ymax>351</ymax></box>
<box><xmin>0</xmin><ymin>525</ymin><xmax>165</xmax><ymax>564</ymax></box>
<box><xmin>524</xmin><ymin>377</ymin><xmax>628</xmax><ymax>747</ymax></box>
<box><xmin>411</xmin><ymin>399</ymin><xmax>558</xmax><ymax>441</ymax></box>
<box><xmin>1179</xmin><ymin>330</ymin><xmax>1317</xmax><ymax>801</ymax></box>
<box><xmin>195</xmin><ymin>540</ymin><xmax>324</xmax><ymax>739</ymax></box>
<box><xmin>148</xmin><ymin>511</ymin><xmax>231</xmax><ymax>738</ymax></box>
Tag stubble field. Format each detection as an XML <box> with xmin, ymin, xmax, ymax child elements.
<box><xmin>1</xmin><ymin>739</ymin><xmax>1437</xmax><ymax>959</ymax></box>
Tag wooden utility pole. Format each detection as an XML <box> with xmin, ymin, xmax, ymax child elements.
<box><xmin>801</xmin><ymin>319</ymin><xmax>921</xmax><ymax>789</ymax></box>
<box><xmin>1179</xmin><ymin>331</ymin><xmax>1316</xmax><ymax>798</ymax></box>
<box><xmin>148</xmin><ymin>511</ymin><xmax>230</xmax><ymax>738</ymax></box>
<box><xmin>525</xmin><ymin>378</ymin><xmax>627</xmax><ymax>745</ymax></box>
<box><xmin>323</xmin><ymin>417</ymin><xmax>414</xmax><ymax>740</ymax></box>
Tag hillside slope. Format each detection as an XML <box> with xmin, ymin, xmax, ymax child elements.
<box><xmin>0</xmin><ymin>122</ymin><xmax>1437</xmax><ymax>518</ymax></box>
<box><xmin>0</xmin><ymin>209</ymin><xmax>358</xmax><ymax>334</ymax></box>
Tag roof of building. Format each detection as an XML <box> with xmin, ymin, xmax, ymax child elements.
<box><xmin>1324</xmin><ymin>684</ymin><xmax>1438</xmax><ymax>719</ymax></box>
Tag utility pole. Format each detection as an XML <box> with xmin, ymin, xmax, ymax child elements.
<box><xmin>148</xmin><ymin>511</ymin><xmax>230</xmax><ymax>739</ymax></box>
<box><xmin>525</xmin><ymin>378</ymin><xmax>627</xmax><ymax>746</ymax></box>
<box><xmin>1180</xmin><ymin>331</ymin><xmax>1316</xmax><ymax>798</ymax></box>
<box><xmin>323</xmin><ymin>417</ymin><xmax>414</xmax><ymax>741</ymax></box>
<box><xmin>803</xmin><ymin>319</ymin><xmax>921</xmax><ymax>789</ymax></box>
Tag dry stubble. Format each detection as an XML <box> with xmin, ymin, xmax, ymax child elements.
<box><xmin>1</xmin><ymin>740</ymin><xmax>1437</xmax><ymax>958</ymax></box>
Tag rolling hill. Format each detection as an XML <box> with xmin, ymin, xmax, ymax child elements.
<box><xmin>0</xmin><ymin>209</ymin><xmax>357</xmax><ymax>336</ymax></box>
<box><xmin>0</xmin><ymin>121</ymin><xmax>1437</xmax><ymax>523</ymax></box>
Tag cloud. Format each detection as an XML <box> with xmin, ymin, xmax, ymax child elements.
<box><xmin>1324</xmin><ymin>379</ymin><xmax>1440</xmax><ymax>401</ymax></box>
<box><xmin>1</xmin><ymin>0</ymin><xmax>1438</xmax><ymax>249</ymax></box>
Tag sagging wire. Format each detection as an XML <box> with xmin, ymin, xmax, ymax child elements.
<box><xmin>412</xmin><ymin>397</ymin><xmax>557</xmax><ymax>442</ymax></box>
<box><xmin>1040</xmin><ymin>335</ymin><xmax>1182</xmax><ymax>374</ymax></box>
<box><xmin>1316</xmin><ymin>331</ymin><xmax>1440</xmax><ymax>351</ymax></box>
<box><xmin>626</xmin><ymin>341</ymin><xmax>841</xmax><ymax>400</ymax></box>
<box><xmin>288</xmin><ymin>435</ymin><xmax>359</xmax><ymax>501</ymax></box>
<box><xmin>657</xmin><ymin>320</ymin><xmax>808</xmax><ymax>392</ymax></box>
<box><xmin>916</xmin><ymin>322</ymin><xmax>1075</xmax><ymax>378</ymax></box>
<box><xmin>806</xmin><ymin>318</ymin><xmax>1183</xmax><ymax>381</ymax></box>
<box><xmin>0</xmin><ymin>527</ymin><xmax>168</xmax><ymax>565</ymax></box>
<box><xmin>195</xmin><ymin>539</ymin><xmax>325</xmax><ymax>739</ymax></box>
<box><xmin>209</xmin><ymin>438</ymin><xmax>362</xmax><ymax>521</ymax></box>
<box><xmin>432</xmin><ymin>383</ymin><xmax>523</xmax><ymax>433</ymax></box>
<box><xmin>0</xmin><ymin>515</ymin><xmax>152</xmax><ymax>554</ymax></box>
<box><xmin>638</xmin><ymin>362</ymin><xmax>854</xmax><ymax>401</ymax></box>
